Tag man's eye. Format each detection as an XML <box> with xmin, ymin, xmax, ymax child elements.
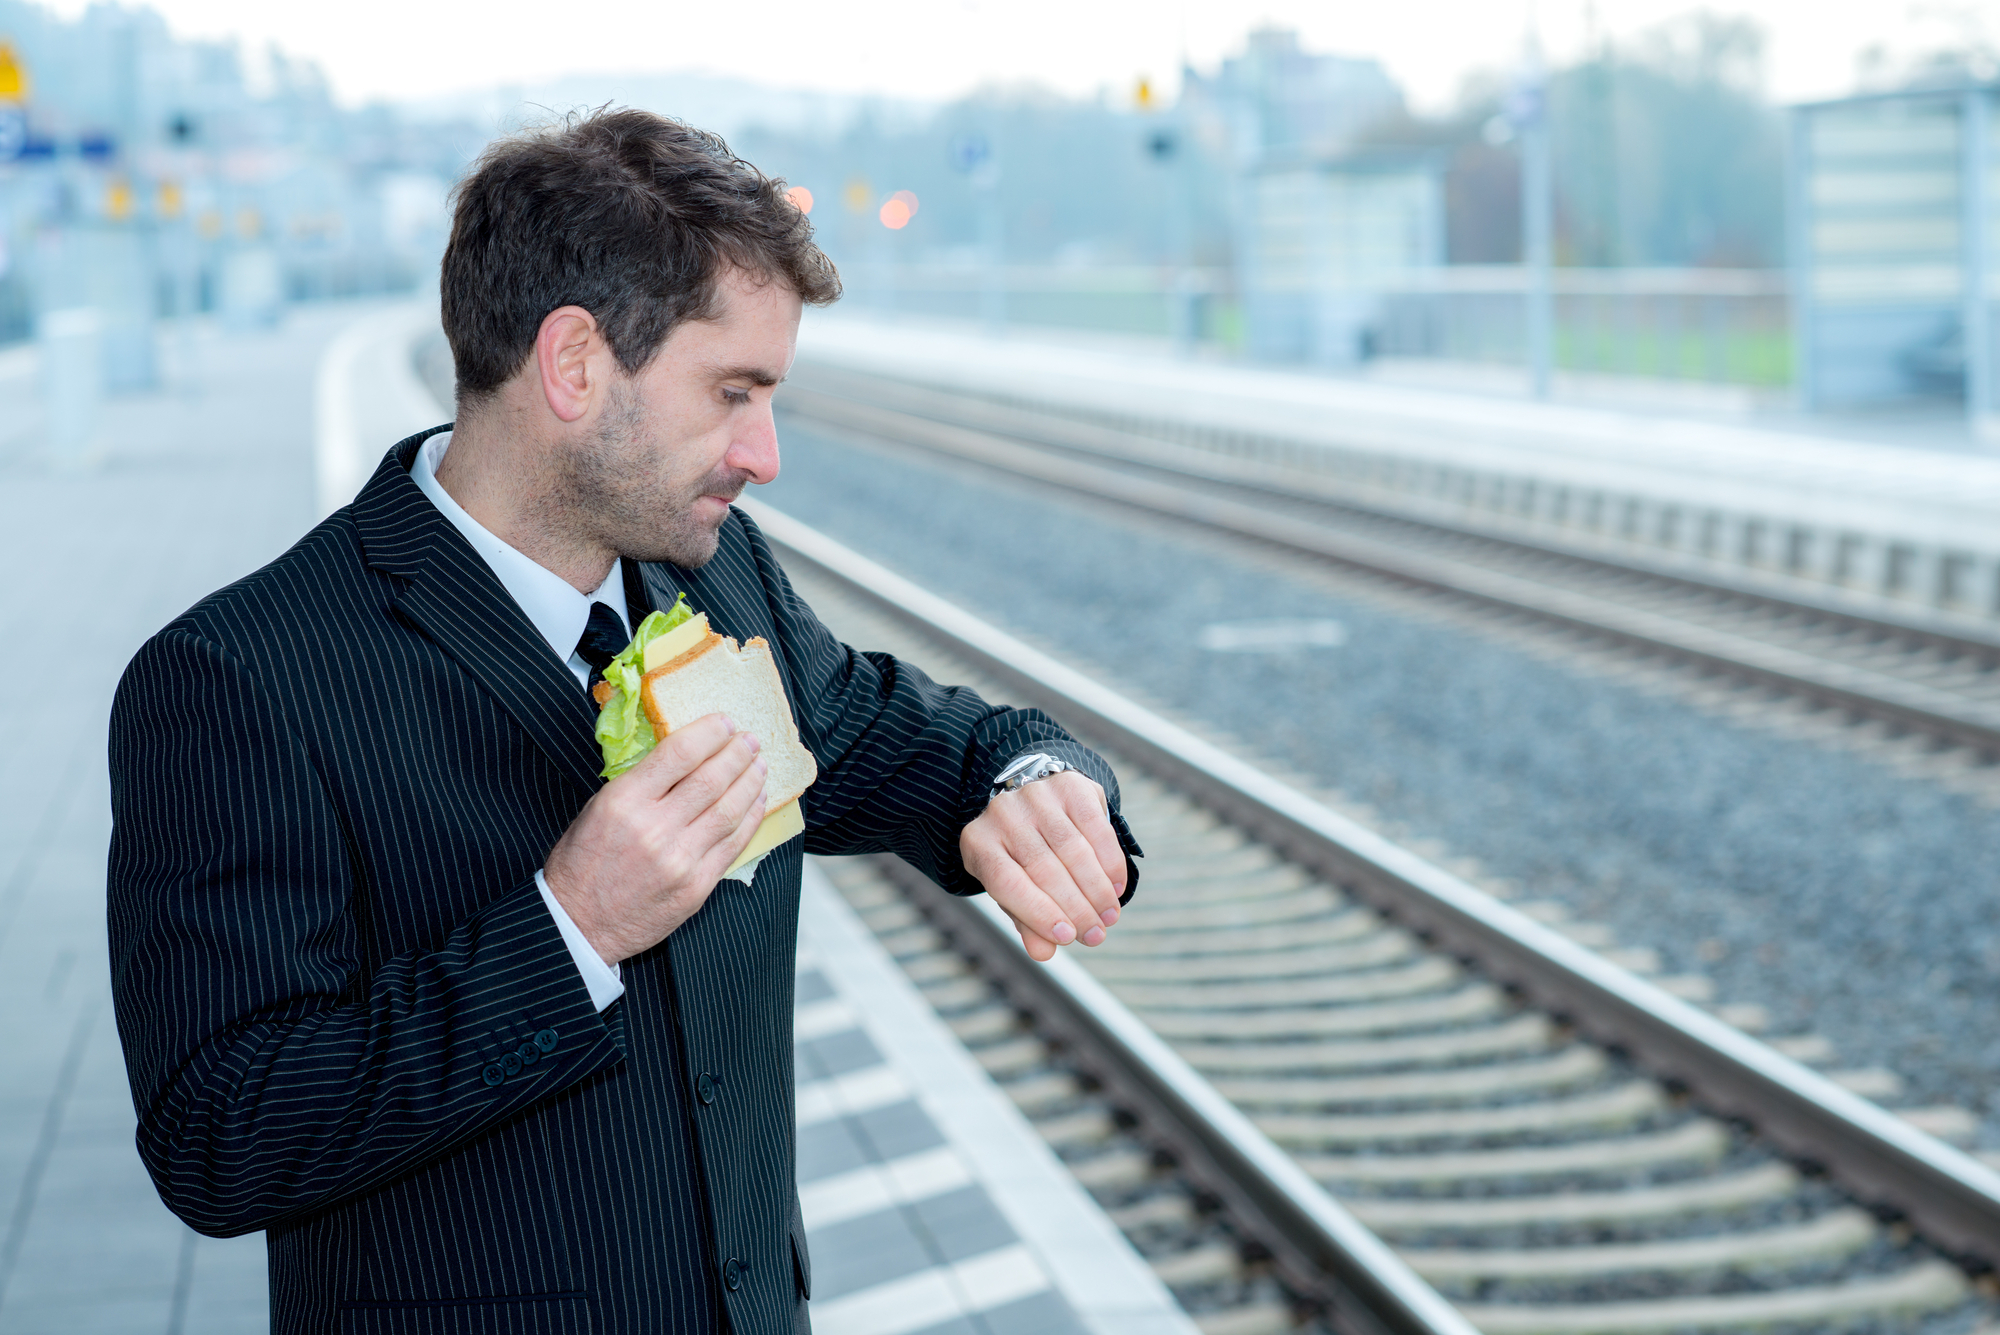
<box><xmin>723</xmin><ymin>388</ymin><xmax>752</xmax><ymax>405</ymax></box>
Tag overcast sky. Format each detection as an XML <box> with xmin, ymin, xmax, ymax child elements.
<box><xmin>46</xmin><ymin>0</ymin><xmax>1992</xmax><ymax>111</ymax></box>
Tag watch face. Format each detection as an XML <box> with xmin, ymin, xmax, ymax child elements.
<box><xmin>995</xmin><ymin>755</ymin><xmax>1071</xmax><ymax>794</ymax></box>
<box><xmin>998</xmin><ymin>754</ymin><xmax>1049</xmax><ymax>784</ymax></box>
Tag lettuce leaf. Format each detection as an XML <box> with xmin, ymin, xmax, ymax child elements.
<box><xmin>594</xmin><ymin>593</ymin><xmax>695</xmax><ymax>779</ymax></box>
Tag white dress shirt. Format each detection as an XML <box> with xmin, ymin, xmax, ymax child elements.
<box><xmin>411</xmin><ymin>430</ymin><xmax>627</xmax><ymax>1012</ymax></box>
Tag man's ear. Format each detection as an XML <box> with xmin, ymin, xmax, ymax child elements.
<box><xmin>535</xmin><ymin>306</ymin><xmax>607</xmax><ymax>424</ymax></box>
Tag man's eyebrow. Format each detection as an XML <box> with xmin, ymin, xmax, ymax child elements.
<box><xmin>709</xmin><ymin>364</ymin><xmax>784</xmax><ymax>387</ymax></box>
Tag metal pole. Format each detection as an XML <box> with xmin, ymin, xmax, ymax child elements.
<box><xmin>1169</xmin><ymin>103</ymin><xmax>1197</xmax><ymax>356</ymax></box>
<box><xmin>1787</xmin><ymin>107</ymin><xmax>1815</xmax><ymax>411</ymax></box>
<box><xmin>1521</xmin><ymin>75</ymin><xmax>1554</xmax><ymax>399</ymax></box>
<box><xmin>977</xmin><ymin>164</ymin><xmax>1005</xmax><ymax>337</ymax></box>
<box><xmin>1963</xmin><ymin>87</ymin><xmax>1991</xmax><ymax>428</ymax></box>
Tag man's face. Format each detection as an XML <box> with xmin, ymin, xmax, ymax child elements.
<box><xmin>559</xmin><ymin>266</ymin><xmax>802</xmax><ymax>568</ymax></box>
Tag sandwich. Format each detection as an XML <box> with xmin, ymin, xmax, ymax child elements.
<box><xmin>593</xmin><ymin>594</ymin><xmax>817</xmax><ymax>883</ymax></box>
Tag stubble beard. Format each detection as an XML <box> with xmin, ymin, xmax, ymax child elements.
<box><xmin>559</xmin><ymin>380</ymin><xmax>751</xmax><ymax>570</ymax></box>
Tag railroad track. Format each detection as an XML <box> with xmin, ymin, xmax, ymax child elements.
<box><xmin>775</xmin><ymin>367</ymin><xmax>2000</xmax><ymax>762</ymax></box>
<box><xmin>742</xmin><ymin>498</ymin><xmax>2000</xmax><ymax>1335</ymax></box>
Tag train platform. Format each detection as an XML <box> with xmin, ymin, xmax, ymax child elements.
<box><xmin>790</xmin><ymin>312</ymin><xmax>2000</xmax><ymax>625</ymax></box>
<box><xmin>0</xmin><ymin>305</ymin><xmax>360</xmax><ymax>1333</ymax></box>
<box><xmin>793</xmin><ymin>862</ymin><xmax>1197</xmax><ymax>1335</ymax></box>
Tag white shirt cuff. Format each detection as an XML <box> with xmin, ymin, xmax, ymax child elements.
<box><xmin>536</xmin><ymin>870</ymin><xmax>625</xmax><ymax>1013</ymax></box>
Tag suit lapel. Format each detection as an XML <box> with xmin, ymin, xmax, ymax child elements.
<box><xmin>353</xmin><ymin>429</ymin><xmax>606</xmax><ymax>800</ymax></box>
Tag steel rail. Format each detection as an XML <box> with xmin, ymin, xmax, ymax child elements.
<box><xmin>741</xmin><ymin>495</ymin><xmax>2000</xmax><ymax>1275</ymax></box>
<box><xmin>776</xmin><ymin>387</ymin><xmax>2000</xmax><ymax>757</ymax></box>
<box><xmin>783</xmin><ymin>371</ymin><xmax>2000</xmax><ymax>660</ymax></box>
<box><xmin>871</xmin><ymin>856</ymin><xmax>1474</xmax><ymax>1335</ymax></box>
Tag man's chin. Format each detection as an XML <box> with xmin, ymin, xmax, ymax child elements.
<box><xmin>627</xmin><ymin>515</ymin><xmax>725</xmax><ymax>570</ymax></box>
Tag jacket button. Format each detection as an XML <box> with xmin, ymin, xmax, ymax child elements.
<box><xmin>502</xmin><ymin>1051</ymin><xmax>522</xmax><ymax>1076</ymax></box>
<box><xmin>723</xmin><ymin>1257</ymin><xmax>744</xmax><ymax>1291</ymax></box>
<box><xmin>535</xmin><ymin>1028</ymin><xmax>558</xmax><ymax>1053</ymax></box>
<box><xmin>696</xmin><ymin>1072</ymin><xmax>717</xmax><ymax>1106</ymax></box>
<box><xmin>517</xmin><ymin>1043</ymin><xmax>540</xmax><ymax>1066</ymax></box>
<box><xmin>482</xmin><ymin>1063</ymin><xmax>506</xmax><ymax>1087</ymax></box>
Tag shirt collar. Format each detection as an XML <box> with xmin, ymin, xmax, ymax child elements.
<box><xmin>410</xmin><ymin>431</ymin><xmax>629</xmax><ymax>670</ymax></box>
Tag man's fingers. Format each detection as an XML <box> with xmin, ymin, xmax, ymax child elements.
<box><xmin>707</xmin><ymin>755</ymin><xmax>770</xmax><ymax>856</ymax></box>
<box><xmin>1029</xmin><ymin>787</ymin><xmax>1121</xmax><ymax>923</ymax></box>
<box><xmin>988</xmin><ymin>895</ymin><xmax>1064</xmax><ymax>959</ymax></box>
<box><xmin>625</xmin><ymin>713</ymin><xmax>740</xmax><ymax>796</ymax></box>
<box><xmin>1059</xmin><ymin>778</ymin><xmax>1129</xmax><ymax>905</ymax></box>
<box><xmin>656</xmin><ymin>728</ymin><xmax>762</xmax><ymax>825</ymax></box>
<box><xmin>962</xmin><ymin>772</ymin><xmax>1132</xmax><ymax>963</ymax></box>
<box><xmin>992</xmin><ymin>780</ymin><xmax>1121</xmax><ymax>941</ymax></box>
<box><xmin>1010</xmin><ymin>824</ymin><xmax>1108</xmax><ymax>946</ymax></box>
<box><xmin>980</xmin><ymin>853</ymin><xmax>1093</xmax><ymax>951</ymax></box>
<box><xmin>1013</xmin><ymin>917</ymin><xmax>1057</xmax><ymax>963</ymax></box>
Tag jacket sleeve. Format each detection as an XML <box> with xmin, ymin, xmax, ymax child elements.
<box><xmin>106</xmin><ymin>628</ymin><xmax>627</xmax><ymax>1238</ymax></box>
<box><xmin>731</xmin><ymin>512</ymin><xmax>1142</xmax><ymax>901</ymax></box>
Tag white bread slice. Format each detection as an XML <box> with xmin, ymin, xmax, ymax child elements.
<box><xmin>639</xmin><ymin>634</ymin><xmax>818</xmax><ymax>810</ymax></box>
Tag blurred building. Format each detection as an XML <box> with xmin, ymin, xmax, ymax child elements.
<box><xmin>1790</xmin><ymin>86</ymin><xmax>1997</xmax><ymax>415</ymax></box>
<box><xmin>1181</xmin><ymin>28</ymin><xmax>1440</xmax><ymax>366</ymax></box>
<box><xmin>1181</xmin><ymin>27</ymin><xmax>1405</xmax><ymax>167</ymax></box>
<box><xmin>0</xmin><ymin>0</ymin><xmax>469</xmax><ymax>382</ymax></box>
<box><xmin>1240</xmin><ymin>149</ymin><xmax>1445</xmax><ymax>364</ymax></box>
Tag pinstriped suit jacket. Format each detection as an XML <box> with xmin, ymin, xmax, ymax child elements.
<box><xmin>106</xmin><ymin>427</ymin><xmax>1140</xmax><ymax>1335</ymax></box>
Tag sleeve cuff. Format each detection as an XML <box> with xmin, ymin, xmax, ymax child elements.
<box><xmin>535</xmin><ymin>870</ymin><xmax>626</xmax><ymax>1013</ymax></box>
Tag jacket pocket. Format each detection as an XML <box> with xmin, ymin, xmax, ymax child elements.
<box><xmin>336</xmin><ymin>1292</ymin><xmax>591</xmax><ymax>1335</ymax></box>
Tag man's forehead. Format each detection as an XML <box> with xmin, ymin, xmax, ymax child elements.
<box><xmin>714</xmin><ymin>263</ymin><xmax>801</xmax><ymax>311</ymax></box>
<box><xmin>653</xmin><ymin>268</ymin><xmax>799</xmax><ymax>379</ymax></box>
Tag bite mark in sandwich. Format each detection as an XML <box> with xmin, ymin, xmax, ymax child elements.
<box><xmin>592</xmin><ymin>594</ymin><xmax>817</xmax><ymax>883</ymax></box>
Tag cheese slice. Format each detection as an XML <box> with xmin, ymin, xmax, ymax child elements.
<box><xmin>724</xmin><ymin>797</ymin><xmax>805</xmax><ymax>880</ymax></box>
<box><xmin>643</xmin><ymin>613</ymin><xmax>712</xmax><ymax>672</ymax></box>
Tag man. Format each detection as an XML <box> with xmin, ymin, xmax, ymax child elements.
<box><xmin>107</xmin><ymin>109</ymin><xmax>1140</xmax><ymax>1335</ymax></box>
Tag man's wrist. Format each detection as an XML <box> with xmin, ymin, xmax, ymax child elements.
<box><xmin>535</xmin><ymin>871</ymin><xmax>625</xmax><ymax>1012</ymax></box>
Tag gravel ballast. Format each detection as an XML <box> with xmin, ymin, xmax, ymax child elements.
<box><xmin>761</xmin><ymin>412</ymin><xmax>2000</xmax><ymax>1143</ymax></box>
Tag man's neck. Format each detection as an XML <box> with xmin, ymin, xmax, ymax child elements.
<box><xmin>435</xmin><ymin>415</ymin><xmax>615</xmax><ymax>594</ymax></box>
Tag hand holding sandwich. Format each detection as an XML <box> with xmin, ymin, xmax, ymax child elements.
<box><xmin>550</xmin><ymin>595</ymin><xmax>819</xmax><ymax>964</ymax></box>
<box><xmin>560</xmin><ymin>594</ymin><xmax>1127</xmax><ymax>967</ymax></box>
<box><xmin>961</xmin><ymin>772</ymin><xmax>1128</xmax><ymax>963</ymax></box>
<box><xmin>544</xmin><ymin>714</ymin><xmax>770</xmax><ymax>965</ymax></box>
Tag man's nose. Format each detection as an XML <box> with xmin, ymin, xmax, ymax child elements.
<box><xmin>727</xmin><ymin>405</ymin><xmax>781</xmax><ymax>485</ymax></box>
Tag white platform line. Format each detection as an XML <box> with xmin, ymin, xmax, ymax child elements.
<box><xmin>795</xmin><ymin>997</ymin><xmax>860</xmax><ymax>1042</ymax></box>
<box><xmin>809</xmin><ymin>1243</ymin><xmax>1050</xmax><ymax>1335</ymax></box>
<box><xmin>796</xmin><ymin>1064</ymin><xmax>912</xmax><ymax>1129</ymax></box>
<box><xmin>800</xmin><ymin>1146</ymin><xmax>974</xmax><ymax>1232</ymax></box>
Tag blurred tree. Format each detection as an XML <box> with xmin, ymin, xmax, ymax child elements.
<box><xmin>1360</xmin><ymin>10</ymin><xmax>1784</xmax><ymax>269</ymax></box>
<box><xmin>1554</xmin><ymin>12</ymin><xmax>1784</xmax><ymax>267</ymax></box>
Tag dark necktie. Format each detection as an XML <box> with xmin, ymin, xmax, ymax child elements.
<box><xmin>575</xmin><ymin>602</ymin><xmax>630</xmax><ymax>692</ymax></box>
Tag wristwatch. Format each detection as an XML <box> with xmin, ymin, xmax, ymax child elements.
<box><xmin>990</xmin><ymin>752</ymin><xmax>1073</xmax><ymax>799</ymax></box>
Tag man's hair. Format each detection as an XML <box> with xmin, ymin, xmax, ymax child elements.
<box><xmin>441</xmin><ymin>108</ymin><xmax>841</xmax><ymax>407</ymax></box>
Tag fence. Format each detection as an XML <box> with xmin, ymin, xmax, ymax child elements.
<box><xmin>1366</xmin><ymin>266</ymin><xmax>1791</xmax><ymax>387</ymax></box>
<box><xmin>833</xmin><ymin>262</ymin><xmax>1234</xmax><ymax>346</ymax></box>
<box><xmin>831</xmin><ymin>261</ymin><xmax>1791</xmax><ymax>389</ymax></box>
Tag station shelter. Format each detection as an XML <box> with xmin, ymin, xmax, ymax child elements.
<box><xmin>1790</xmin><ymin>85</ymin><xmax>2000</xmax><ymax>420</ymax></box>
<box><xmin>1239</xmin><ymin>148</ymin><xmax>1445</xmax><ymax>367</ymax></box>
